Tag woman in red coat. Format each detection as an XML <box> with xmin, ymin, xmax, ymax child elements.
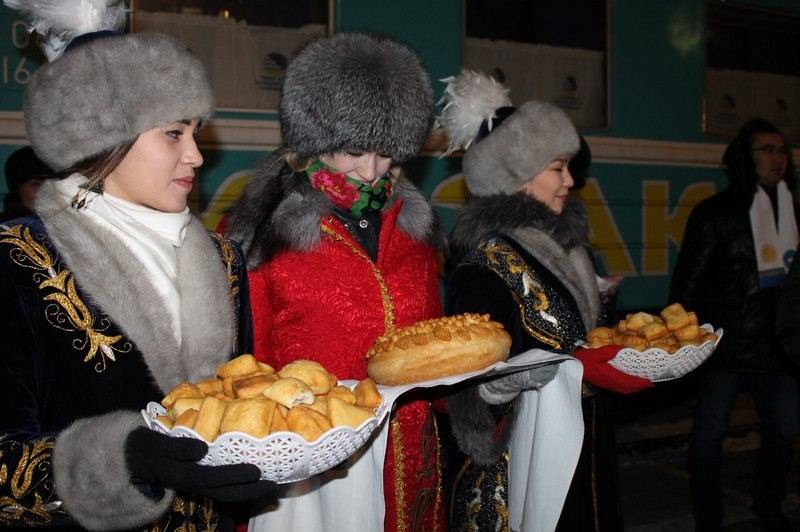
<box><xmin>225</xmin><ymin>33</ymin><xmax>444</xmax><ymax>531</ymax></box>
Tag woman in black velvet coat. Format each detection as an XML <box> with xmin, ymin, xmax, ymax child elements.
<box><xmin>0</xmin><ymin>6</ymin><xmax>276</xmax><ymax>530</ymax></box>
<box><xmin>437</xmin><ymin>70</ymin><xmax>651</xmax><ymax>531</ymax></box>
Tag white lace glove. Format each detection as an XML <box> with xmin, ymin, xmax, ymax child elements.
<box><xmin>478</xmin><ymin>364</ymin><xmax>560</xmax><ymax>405</ymax></box>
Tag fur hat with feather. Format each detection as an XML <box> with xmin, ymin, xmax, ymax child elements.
<box><xmin>436</xmin><ymin>69</ymin><xmax>579</xmax><ymax>197</ymax></box>
<box><xmin>280</xmin><ymin>33</ymin><xmax>433</xmax><ymax>163</ymax></box>
<box><xmin>5</xmin><ymin>0</ymin><xmax>214</xmax><ymax>171</ymax></box>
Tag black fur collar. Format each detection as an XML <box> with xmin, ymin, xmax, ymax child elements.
<box><xmin>449</xmin><ymin>193</ymin><xmax>588</xmax><ymax>263</ymax></box>
<box><xmin>226</xmin><ymin>155</ymin><xmax>442</xmax><ymax>269</ymax></box>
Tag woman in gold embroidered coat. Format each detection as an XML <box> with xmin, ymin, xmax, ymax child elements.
<box><xmin>437</xmin><ymin>70</ymin><xmax>651</xmax><ymax>531</ymax></box>
<box><xmin>0</xmin><ymin>4</ymin><xmax>277</xmax><ymax>530</ymax></box>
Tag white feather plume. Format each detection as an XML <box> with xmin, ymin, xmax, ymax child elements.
<box><xmin>434</xmin><ymin>69</ymin><xmax>512</xmax><ymax>155</ymax></box>
<box><xmin>3</xmin><ymin>0</ymin><xmax>127</xmax><ymax>60</ymax></box>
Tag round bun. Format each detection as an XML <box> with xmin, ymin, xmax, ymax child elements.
<box><xmin>366</xmin><ymin>313</ymin><xmax>511</xmax><ymax>385</ymax></box>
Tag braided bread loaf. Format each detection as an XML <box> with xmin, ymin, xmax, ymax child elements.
<box><xmin>366</xmin><ymin>313</ymin><xmax>512</xmax><ymax>385</ymax></box>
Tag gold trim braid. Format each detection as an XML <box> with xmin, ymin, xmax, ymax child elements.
<box><xmin>320</xmin><ymin>223</ymin><xmax>396</xmax><ymax>334</ymax></box>
<box><xmin>0</xmin><ymin>225</ymin><xmax>131</xmax><ymax>372</ymax></box>
<box><xmin>509</xmin><ymin>291</ymin><xmax>562</xmax><ymax>350</ymax></box>
<box><xmin>391</xmin><ymin>418</ymin><xmax>407</xmax><ymax>532</ymax></box>
<box><xmin>211</xmin><ymin>233</ymin><xmax>240</xmax><ymax>298</ymax></box>
<box><xmin>0</xmin><ymin>437</ymin><xmax>68</xmax><ymax>527</ymax></box>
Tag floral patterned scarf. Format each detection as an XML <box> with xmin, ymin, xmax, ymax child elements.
<box><xmin>305</xmin><ymin>159</ymin><xmax>394</xmax><ymax>218</ymax></box>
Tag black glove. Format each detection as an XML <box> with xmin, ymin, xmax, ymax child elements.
<box><xmin>125</xmin><ymin>427</ymin><xmax>279</xmax><ymax>503</ymax></box>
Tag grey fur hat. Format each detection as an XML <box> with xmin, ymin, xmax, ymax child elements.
<box><xmin>280</xmin><ymin>33</ymin><xmax>433</xmax><ymax>163</ymax></box>
<box><xmin>25</xmin><ymin>32</ymin><xmax>214</xmax><ymax>171</ymax></box>
<box><xmin>463</xmin><ymin>101</ymin><xmax>580</xmax><ymax>196</ymax></box>
<box><xmin>436</xmin><ymin>70</ymin><xmax>579</xmax><ymax>197</ymax></box>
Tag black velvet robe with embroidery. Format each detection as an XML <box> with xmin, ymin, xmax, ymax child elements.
<box><xmin>0</xmin><ymin>211</ymin><xmax>252</xmax><ymax>530</ymax></box>
<box><xmin>443</xmin><ymin>193</ymin><xmax>623</xmax><ymax>532</ymax></box>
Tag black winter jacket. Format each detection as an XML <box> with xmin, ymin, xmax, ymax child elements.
<box><xmin>670</xmin><ymin>187</ymin><xmax>798</xmax><ymax>372</ymax></box>
<box><xmin>776</xmin><ymin>254</ymin><xmax>800</xmax><ymax>371</ymax></box>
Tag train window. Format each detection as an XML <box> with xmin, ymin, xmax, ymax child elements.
<box><xmin>464</xmin><ymin>0</ymin><xmax>609</xmax><ymax>129</ymax></box>
<box><xmin>130</xmin><ymin>0</ymin><xmax>330</xmax><ymax>111</ymax></box>
<box><xmin>705</xmin><ymin>1</ymin><xmax>800</xmax><ymax>143</ymax></box>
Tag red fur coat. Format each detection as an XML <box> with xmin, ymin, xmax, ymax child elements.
<box><xmin>228</xmin><ymin>165</ymin><xmax>445</xmax><ymax>531</ymax></box>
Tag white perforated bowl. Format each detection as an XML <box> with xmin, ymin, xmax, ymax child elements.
<box><xmin>607</xmin><ymin>324</ymin><xmax>723</xmax><ymax>382</ymax></box>
<box><xmin>142</xmin><ymin>393</ymin><xmax>390</xmax><ymax>483</ymax></box>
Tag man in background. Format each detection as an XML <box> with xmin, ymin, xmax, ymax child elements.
<box><xmin>671</xmin><ymin>118</ymin><xmax>799</xmax><ymax>532</ymax></box>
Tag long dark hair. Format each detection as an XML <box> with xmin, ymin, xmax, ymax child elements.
<box><xmin>53</xmin><ymin>141</ymin><xmax>135</xmax><ymax>186</ymax></box>
<box><xmin>722</xmin><ymin>118</ymin><xmax>796</xmax><ymax>199</ymax></box>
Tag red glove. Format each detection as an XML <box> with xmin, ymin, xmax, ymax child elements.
<box><xmin>574</xmin><ymin>345</ymin><xmax>654</xmax><ymax>394</ymax></box>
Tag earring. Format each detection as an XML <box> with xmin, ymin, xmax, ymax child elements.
<box><xmin>70</xmin><ymin>188</ymin><xmax>90</xmax><ymax>210</ymax></box>
<box><xmin>70</xmin><ymin>179</ymin><xmax>102</xmax><ymax>210</ymax></box>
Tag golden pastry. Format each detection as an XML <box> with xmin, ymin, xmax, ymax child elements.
<box><xmin>262</xmin><ymin>377</ymin><xmax>315</xmax><ymax>409</ymax></box>
<box><xmin>286</xmin><ymin>405</ymin><xmax>326</xmax><ymax>442</ymax></box>
<box><xmin>161</xmin><ymin>382</ymin><xmax>203</xmax><ymax>408</ymax></box>
<box><xmin>217</xmin><ymin>354</ymin><xmax>262</xmax><ymax>379</ymax></box>
<box><xmin>173</xmin><ymin>408</ymin><xmax>198</xmax><ymax>429</ymax></box>
<box><xmin>278</xmin><ymin>359</ymin><xmax>337</xmax><ymax>395</ymax></box>
<box><xmin>327</xmin><ymin>397</ymin><xmax>374</xmax><ymax>428</ymax></box>
<box><xmin>193</xmin><ymin>396</ymin><xmax>226</xmax><ymax>441</ymax></box>
<box><xmin>233</xmin><ymin>374</ymin><xmax>279</xmax><ymax>399</ymax></box>
<box><xmin>327</xmin><ymin>385</ymin><xmax>357</xmax><ymax>405</ymax></box>
<box><xmin>353</xmin><ymin>378</ymin><xmax>382</xmax><ymax>409</ymax></box>
<box><xmin>674</xmin><ymin>324</ymin><xmax>701</xmax><ymax>341</ymax></box>
<box><xmin>661</xmin><ymin>303</ymin><xmax>691</xmax><ymax>331</ymax></box>
<box><xmin>219</xmin><ymin>398</ymin><xmax>276</xmax><ymax>439</ymax></box>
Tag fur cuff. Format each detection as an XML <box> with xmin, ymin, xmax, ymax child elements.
<box><xmin>53</xmin><ymin>411</ymin><xmax>174</xmax><ymax>530</ymax></box>
<box><xmin>447</xmin><ymin>384</ymin><xmax>517</xmax><ymax>466</ymax></box>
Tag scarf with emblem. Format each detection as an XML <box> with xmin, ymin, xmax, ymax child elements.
<box><xmin>749</xmin><ymin>180</ymin><xmax>799</xmax><ymax>287</ymax></box>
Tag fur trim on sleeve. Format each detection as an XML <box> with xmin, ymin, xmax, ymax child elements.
<box><xmin>53</xmin><ymin>411</ymin><xmax>173</xmax><ymax>530</ymax></box>
<box><xmin>447</xmin><ymin>384</ymin><xmax>517</xmax><ymax>466</ymax></box>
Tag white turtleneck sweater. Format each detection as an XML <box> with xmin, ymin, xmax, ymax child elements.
<box><xmin>55</xmin><ymin>174</ymin><xmax>192</xmax><ymax>344</ymax></box>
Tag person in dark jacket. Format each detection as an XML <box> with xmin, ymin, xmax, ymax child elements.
<box><xmin>671</xmin><ymin>118</ymin><xmax>799</xmax><ymax>532</ymax></box>
<box><xmin>1</xmin><ymin>146</ymin><xmax>51</xmax><ymax>222</ymax></box>
<box><xmin>0</xmin><ymin>3</ymin><xmax>278</xmax><ymax>530</ymax></box>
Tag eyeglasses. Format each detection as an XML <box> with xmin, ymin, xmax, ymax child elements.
<box><xmin>752</xmin><ymin>144</ymin><xmax>790</xmax><ymax>156</ymax></box>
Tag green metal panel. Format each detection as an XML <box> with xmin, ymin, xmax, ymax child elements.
<box><xmin>592</xmin><ymin>0</ymin><xmax>707</xmax><ymax>141</ymax></box>
<box><xmin>0</xmin><ymin>6</ymin><xmax>44</xmax><ymax>111</ymax></box>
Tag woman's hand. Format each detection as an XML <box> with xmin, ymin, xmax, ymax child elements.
<box><xmin>574</xmin><ymin>345</ymin><xmax>653</xmax><ymax>394</ymax></box>
<box><xmin>598</xmin><ymin>273</ymin><xmax>624</xmax><ymax>295</ymax></box>
<box><xmin>478</xmin><ymin>364</ymin><xmax>561</xmax><ymax>405</ymax></box>
<box><xmin>125</xmin><ymin>427</ymin><xmax>279</xmax><ymax>503</ymax></box>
